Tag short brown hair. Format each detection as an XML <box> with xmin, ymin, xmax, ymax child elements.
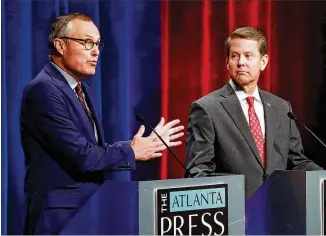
<box><xmin>225</xmin><ymin>27</ymin><xmax>267</xmax><ymax>57</ymax></box>
<box><xmin>48</xmin><ymin>13</ymin><xmax>93</xmax><ymax>56</ymax></box>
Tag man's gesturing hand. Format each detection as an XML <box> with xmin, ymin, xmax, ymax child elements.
<box><xmin>131</xmin><ymin>125</ymin><xmax>166</xmax><ymax>161</ymax></box>
<box><xmin>131</xmin><ymin>117</ymin><xmax>184</xmax><ymax>161</ymax></box>
<box><xmin>150</xmin><ymin>117</ymin><xmax>184</xmax><ymax>148</ymax></box>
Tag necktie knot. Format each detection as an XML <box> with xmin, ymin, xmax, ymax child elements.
<box><xmin>75</xmin><ymin>83</ymin><xmax>83</xmax><ymax>95</ymax></box>
<box><xmin>246</xmin><ymin>96</ymin><xmax>254</xmax><ymax>108</ymax></box>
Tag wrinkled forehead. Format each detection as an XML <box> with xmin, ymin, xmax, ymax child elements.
<box><xmin>68</xmin><ymin>19</ymin><xmax>101</xmax><ymax>40</ymax></box>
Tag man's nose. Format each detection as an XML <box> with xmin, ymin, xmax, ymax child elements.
<box><xmin>91</xmin><ymin>46</ymin><xmax>100</xmax><ymax>56</ymax></box>
<box><xmin>238</xmin><ymin>55</ymin><xmax>246</xmax><ymax>66</ymax></box>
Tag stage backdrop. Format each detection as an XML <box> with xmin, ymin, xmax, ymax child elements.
<box><xmin>2</xmin><ymin>0</ymin><xmax>326</xmax><ymax>235</ymax></box>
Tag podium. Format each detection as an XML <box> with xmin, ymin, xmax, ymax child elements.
<box><xmin>246</xmin><ymin>170</ymin><xmax>326</xmax><ymax>235</ymax></box>
<box><xmin>60</xmin><ymin>175</ymin><xmax>245</xmax><ymax>235</ymax></box>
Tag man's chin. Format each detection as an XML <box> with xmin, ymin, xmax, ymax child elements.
<box><xmin>85</xmin><ymin>69</ymin><xmax>96</xmax><ymax>76</ymax></box>
<box><xmin>234</xmin><ymin>76</ymin><xmax>253</xmax><ymax>85</ymax></box>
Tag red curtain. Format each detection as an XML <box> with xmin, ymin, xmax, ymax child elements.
<box><xmin>161</xmin><ymin>0</ymin><xmax>326</xmax><ymax>179</ymax></box>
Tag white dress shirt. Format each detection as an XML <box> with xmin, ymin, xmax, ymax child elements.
<box><xmin>229</xmin><ymin>79</ymin><xmax>265</xmax><ymax>138</ymax></box>
<box><xmin>51</xmin><ymin>62</ymin><xmax>98</xmax><ymax>142</ymax></box>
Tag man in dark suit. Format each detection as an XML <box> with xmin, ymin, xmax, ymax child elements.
<box><xmin>20</xmin><ymin>13</ymin><xmax>184</xmax><ymax>234</ymax></box>
<box><xmin>185</xmin><ymin>26</ymin><xmax>322</xmax><ymax>199</ymax></box>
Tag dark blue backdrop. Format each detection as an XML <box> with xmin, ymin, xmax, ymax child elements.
<box><xmin>1</xmin><ymin>0</ymin><xmax>162</xmax><ymax>234</ymax></box>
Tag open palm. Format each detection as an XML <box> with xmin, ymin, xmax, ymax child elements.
<box><xmin>149</xmin><ymin>117</ymin><xmax>184</xmax><ymax>148</ymax></box>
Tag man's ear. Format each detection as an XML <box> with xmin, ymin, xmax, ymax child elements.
<box><xmin>53</xmin><ymin>39</ymin><xmax>66</xmax><ymax>56</ymax></box>
<box><xmin>226</xmin><ymin>58</ymin><xmax>229</xmax><ymax>70</ymax></box>
<box><xmin>260</xmin><ymin>54</ymin><xmax>269</xmax><ymax>71</ymax></box>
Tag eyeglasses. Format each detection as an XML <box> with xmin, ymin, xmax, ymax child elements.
<box><xmin>60</xmin><ymin>37</ymin><xmax>104</xmax><ymax>51</ymax></box>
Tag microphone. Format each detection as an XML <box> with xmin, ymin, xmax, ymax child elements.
<box><xmin>135</xmin><ymin>114</ymin><xmax>193</xmax><ymax>178</ymax></box>
<box><xmin>287</xmin><ymin>111</ymin><xmax>326</xmax><ymax>148</ymax></box>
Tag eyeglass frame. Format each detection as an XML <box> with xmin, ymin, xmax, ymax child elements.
<box><xmin>60</xmin><ymin>37</ymin><xmax>104</xmax><ymax>51</ymax></box>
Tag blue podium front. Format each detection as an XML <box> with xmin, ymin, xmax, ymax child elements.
<box><xmin>246</xmin><ymin>170</ymin><xmax>326</xmax><ymax>235</ymax></box>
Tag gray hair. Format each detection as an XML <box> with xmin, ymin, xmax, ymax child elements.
<box><xmin>48</xmin><ymin>13</ymin><xmax>93</xmax><ymax>56</ymax></box>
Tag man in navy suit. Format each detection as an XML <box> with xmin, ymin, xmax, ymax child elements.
<box><xmin>20</xmin><ymin>13</ymin><xmax>184</xmax><ymax>234</ymax></box>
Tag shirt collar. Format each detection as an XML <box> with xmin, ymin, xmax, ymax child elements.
<box><xmin>50</xmin><ymin>61</ymin><xmax>79</xmax><ymax>90</ymax></box>
<box><xmin>229</xmin><ymin>79</ymin><xmax>262</xmax><ymax>104</ymax></box>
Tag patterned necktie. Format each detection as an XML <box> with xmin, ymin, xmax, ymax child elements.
<box><xmin>246</xmin><ymin>96</ymin><xmax>265</xmax><ymax>166</ymax></box>
<box><xmin>75</xmin><ymin>83</ymin><xmax>95</xmax><ymax>127</ymax></box>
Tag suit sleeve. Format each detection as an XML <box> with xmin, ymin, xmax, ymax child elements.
<box><xmin>21</xmin><ymin>82</ymin><xmax>136</xmax><ymax>173</ymax></box>
<box><xmin>286</xmin><ymin>102</ymin><xmax>323</xmax><ymax>170</ymax></box>
<box><xmin>186</xmin><ymin>101</ymin><xmax>216</xmax><ymax>177</ymax></box>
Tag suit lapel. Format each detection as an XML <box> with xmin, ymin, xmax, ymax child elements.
<box><xmin>220</xmin><ymin>84</ymin><xmax>264</xmax><ymax>169</ymax></box>
<box><xmin>82</xmin><ymin>84</ymin><xmax>105</xmax><ymax>145</ymax></box>
<box><xmin>43</xmin><ymin>62</ymin><xmax>99</xmax><ymax>143</ymax></box>
<box><xmin>260</xmin><ymin>91</ymin><xmax>276</xmax><ymax>172</ymax></box>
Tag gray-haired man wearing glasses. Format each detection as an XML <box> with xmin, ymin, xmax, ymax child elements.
<box><xmin>20</xmin><ymin>13</ymin><xmax>184</xmax><ymax>234</ymax></box>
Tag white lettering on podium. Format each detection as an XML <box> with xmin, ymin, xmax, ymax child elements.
<box><xmin>161</xmin><ymin>217</ymin><xmax>172</xmax><ymax>234</ymax></box>
<box><xmin>214</xmin><ymin>211</ymin><xmax>225</xmax><ymax>235</ymax></box>
<box><xmin>189</xmin><ymin>213</ymin><xmax>198</xmax><ymax>235</ymax></box>
<box><xmin>173</xmin><ymin>215</ymin><xmax>184</xmax><ymax>235</ymax></box>
<box><xmin>161</xmin><ymin>212</ymin><xmax>225</xmax><ymax>235</ymax></box>
<box><xmin>161</xmin><ymin>193</ymin><xmax>168</xmax><ymax>213</ymax></box>
<box><xmin>202</xmin><ymin>212</ymin><xmax>213</xmax><ymax>236</ymax></box>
